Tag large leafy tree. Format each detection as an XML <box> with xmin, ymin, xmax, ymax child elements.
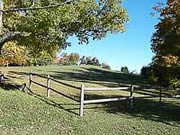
<box><xmin>151</xmin><ymin>0</ymin><xmax>180</xmax><ymax>87</ymax></box>
<box><xmin>0</xmin><ymin>0</ymin><xmax>129</xmax><ymax>55</ymax></box>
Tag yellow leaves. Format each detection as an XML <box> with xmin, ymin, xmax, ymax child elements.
<box><xmin>161</xmin><ymin>55</ymin><xmax>179</xmax><ymax>67</ymax></box>
<box><xmin>0</xmin><ymin>41</ymin><xmax>27</xmax><ymax>66</ymax></box>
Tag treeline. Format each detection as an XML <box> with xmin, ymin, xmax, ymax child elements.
<box><xmin>59</xmin><ymin>52</ymin><xmax>111</xmax><ymax>69</ymax></box>
<box><xmin>0</xmin><ymin>42</ymin><xmax>56</xmax><ymax>66</ymax></box>
<box><xmin>0</xmin><ymin>43</ymin><xmax>111</xmax><ymax>70</ymax></box>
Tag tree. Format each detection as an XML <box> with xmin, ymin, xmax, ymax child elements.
<box><xmin>59</xmin><ymin>52</ymin><xmax>79</xmax><ymax>65</ymax></box>
<box><xmin>151</xmin><ymin>0</ymin><xmax>180</xmax><ymax>87</ymax></box>
<box><xmin>86</xmin><ymin>56</ymin><xmax>93</xmax><ymax>65</ymax></box>
<box><xmin>69</xmin><ymin>53</ymin><xmax>80</xmax><ymax>64</ymax></box>
<box><xmin>0</xmin><ymin>0</ymin><xmax>129</xmax><ymax>56</ymax></box>
<box><xmin>120</xmin><ymin>66</ymin><xmax>129</xmax><ymax>74</ymax></box>
<box><xmin>0</xmin><ymin>41</ymin><xmax>28</xmax><ymax>66</ymax></box>
<box><xmin>59</xmin><ymin>52</ymin><xmax>69</xmax><ymax>64</ymax></box>
<box><xmin>102</xmin><ymin>63</ymin><xmax>111</xmax><ymax>70</ymax></box>
<box><xmin>29</xmin><ymin>51</ymin><xmax>55</xmax><ymax>66</ymax></box>
<box><xmin>92</xmin><ymin>57</ymin><xmax>100</xmax><ymax>66</ymax></box>
<box><xmin>80</xmin><ymin>56</ymin><xmax>86</xmax><ymax>65</ymax></box>
<box><xmin>0</xmin><ymin>41</ymin><xmax>57</xmax><ymax>66</ymax></box>
<box><xmin>141</xmin><ymin>66</ymin><xmax>154</xmax><ymax>81</ymax></box>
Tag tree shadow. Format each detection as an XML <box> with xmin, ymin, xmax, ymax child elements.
<box><xmin>49</xmin><ymin>67</ymin><xmax>155</xmax><ymax>88</ymax></box>
<box><xmin>4</xmin><ymin>67</ymin><xmax>180</xmax><ymax>126</ymax></box>
<box><xmin>8</xmin><ymin>67</ymin><xmax>154</xmax><ymax>88</ymax></box>
<box><xmin>0</xmin><ymin>81</ymin><xmax>19</xmax><ymax>90</ymax></box>
<box><xmin>80</xmin><ymin>93</ymin><xmax>180</xmax><ymax>127</ymax></box>
<box><xmin>107</xmin><ymin>98</ymin><xmax>180</xmax><ymax>127</ymax></box>
<box><xmin>25</xmin><ymin>87</ymin><xmax>80</xmax><ymax>116</ymax></box>
<box><xmin>1</xmin><ymin>78</ymin><xmax>179</xmax><ymax>127</ymax></box>
<box><xmin>0</xmin><ymin>80</ymin><xmax>80</xmax><ymax>116</ymax></box>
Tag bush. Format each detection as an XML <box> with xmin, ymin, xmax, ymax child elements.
<box><xmin>141</xmin><ymin>66</ymin><xmax>155</xmax><ymax>83</ymax></box>
<box><xmin>59</xmin><ymin>52</ymin><xmax>79</xmax><ymax>65</ymax></box>
<box><xmin>120</xmin><ymin>66</ymin><xmax>129</xmax><ymax>74</ymax></box>
<box><xmin>102</xmin><ymin>63</ymin><xmax>111</xmax><ymax>70</ymax></box>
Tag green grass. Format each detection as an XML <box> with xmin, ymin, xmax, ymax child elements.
<box><xmin>0</xmin><ymin>65</ymin><xmax>180</xmax><ymax>135</ymax></box>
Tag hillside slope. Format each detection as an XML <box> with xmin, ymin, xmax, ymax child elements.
<box><xmin>0</xmin><ymin>65</ymin><xmax>180</xmax><ymax>135</ymax></box>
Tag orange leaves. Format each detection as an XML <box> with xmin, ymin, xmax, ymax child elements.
<box><xmin>161</xmin><ymin>55</ymin><xmax>179</xmax><ymax>67</ymax></box>
<box><xmin>0</xmin><ymin>41</ymin><xmax>27</xmax><ymax>66</ymax></box>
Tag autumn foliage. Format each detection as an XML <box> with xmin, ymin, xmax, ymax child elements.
<box><xmin>151</xmin><ymin>0</ymin><xmax>180</xmax><ymax>87</ymax></box>
<box><xmin>0</xmin><ymin>42</ymin><xmax>27</xmax><ymax>66</ymax></box>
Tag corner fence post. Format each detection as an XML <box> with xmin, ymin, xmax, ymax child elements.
<box><xmin>29</xmin><ymin>72</ymin><xmax>32</xmax><ymax>89</ymax></box>
<box><xmin>80</xmin><ymin>84</ymin><xmax>85</xmax><ymax>117</ymax></box>
<box><xmin>47</xmin><ymin>75</ymin><xmax>51</xmax><ymax>97</ymax></box>
<box><xmin>130</xmin><ymin>85</ymin><xmax>134</xmax><ymax>109</ymax></box>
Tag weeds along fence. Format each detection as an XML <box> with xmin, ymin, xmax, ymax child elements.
<box><xmin>28</xmin><ymin>72</ymin><xmax>162</xmax><ymax>117</ymax></box>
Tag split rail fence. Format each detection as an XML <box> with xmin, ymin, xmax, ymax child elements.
<box><xmin>28</xmin><ymin>72</ymin><xmax>162</xmax><ymax>117</ymax></box>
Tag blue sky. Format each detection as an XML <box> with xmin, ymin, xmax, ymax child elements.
<box><xmin>61</xmin><ymin>0</ymin><xmax>163</xmax><ymax>73</ymax></box>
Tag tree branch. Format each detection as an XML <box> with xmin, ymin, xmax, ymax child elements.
<box><xmin>0</xmin><ymin>0</ymin><xmax>78</xmax><ymax>13</ymax></box>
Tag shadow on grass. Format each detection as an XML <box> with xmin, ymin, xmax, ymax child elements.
<box><xmin>3</xmin><ymin>68</ymin><xmax>180</xmax><ymax>126</ymax></box>
<box><xmin>8</xmin><ymin>67</ymin><xmax>150</xmax><ymax>87</ymax></box>
<box><xmin>0</xmin><ymin>74</ymin><xmax>25</xmax><ymax>91</ymax></box>
<box><xmin>0</xmin><ymin>82</ymin><xmax>19</xmax><ymax>90</ymax></box>
<box><xmin>25</xmin><ymin>87</ymin><xmax>80</xmax><ymax>116</ymax></box>
<box><xmin>1</xmin><ymin>82</ymin><xmax>179</xmax><ymax>127</ymax></box>
<box><xmin>81</xmin><ymin>93</ymin><xmax>180</xmax><ymax>127</ymax></box>
<box><xmin>49</xmin><ymin>67</ymin><xmax>156</xmax><ymax>88</ymax></box>
<box><xmin>8</xmin><ymin>67</ymin><xmax>157</xmax><ymax>89</ymax></box>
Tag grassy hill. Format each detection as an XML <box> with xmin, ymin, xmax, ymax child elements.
<box><xmin>0</xmin><ymin>65</ymin><xmax>180</xmax><ymax>135</ymax></box>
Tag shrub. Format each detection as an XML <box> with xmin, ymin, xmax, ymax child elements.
<box><xmin>120</xmin><ymin>66</ymin><xmax>129</xmax><ymax>74</ymax></box>
<box><xmin>102</xmin><ymin>63</ymin><xmax>111</xmax><ymax>70</ymax></box>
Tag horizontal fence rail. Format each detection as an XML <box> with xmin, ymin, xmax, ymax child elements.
<box><xmin>49</xmin><ymin>87</ymin><xmax>79</xmax><ymax>102</ymax></box>
<box><xmin>50</xmin><ymin>77</ymin><xmax>81</xmax><ymax>90</ymax></box>
<box><xmin>31</xmin><ymin>80</ymin><xmax>47</xmax><ymax>88</ymax></box>
<box><xmin>84</xmin><ymin>97</ymin><xmax>131</xmax><ymax>104</ymax></box>
<box><xmin>84</xmin><ymin>87</ymin><xmax>129</xmax><ymax>91</ymax></box>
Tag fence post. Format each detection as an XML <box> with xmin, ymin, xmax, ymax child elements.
<box><xmin>29</xmin><ymin>72</ymin><xmax>32</xmax><ymax>89</ymax></box>
<box><xmin>80</xmin><ymin>84</ymin><xmax>85</xmax><ymax>117</ymax></box>
<box><xmin>0</xmin><ymin>74</ymin><xmax>4</xmax><ymax>84</ymax></box>
<box><xmin>47</xmin><ymin>75</ymin><xmax>51</xmax><ymax>97</ymax></box>
<box><xmin>130</xmin><ymin>85</ymin><xmax>134</xmax><ymax>109</ymax></box>
<box><xmin>159</xmin><ymin>86</ymin><xmax>162</xmax><ymax>103</ymax></box>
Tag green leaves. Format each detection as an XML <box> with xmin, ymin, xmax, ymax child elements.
<box><xmin>1</xmin><ymin>0</ymin><xmax>128</xmax><ymax>55</ymax></box>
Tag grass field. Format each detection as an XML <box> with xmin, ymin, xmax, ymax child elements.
<box><xmin>0</xmin><ymin>65</ymin><xmax>180</xmax><ymax>135</ymax></box>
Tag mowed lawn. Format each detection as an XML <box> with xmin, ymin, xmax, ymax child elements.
<box><xmin>0</xmin><ymin>65</ymin><xmax>180</xmax><ymax>135</ymax></box>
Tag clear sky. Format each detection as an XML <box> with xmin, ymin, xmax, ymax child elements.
<box><xmin>61</xmin><ymin>0</ymin><xmax>163</xmax><ymax>73</ymax></box>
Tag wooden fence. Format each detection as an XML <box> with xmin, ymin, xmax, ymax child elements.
<box><xmin>29</xmin><ymin>72</ymin><xmax>80</xmax><ymax>102</ymax></box>
<box><xmin>79</xmin><ymin>85</ymin><xmax>134</xmax><ymax>117</ymax></box>
<box><xmin>28</xmin><ymin>72</ymin><xmax>162</xmax><ymax>117</ymax></box>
